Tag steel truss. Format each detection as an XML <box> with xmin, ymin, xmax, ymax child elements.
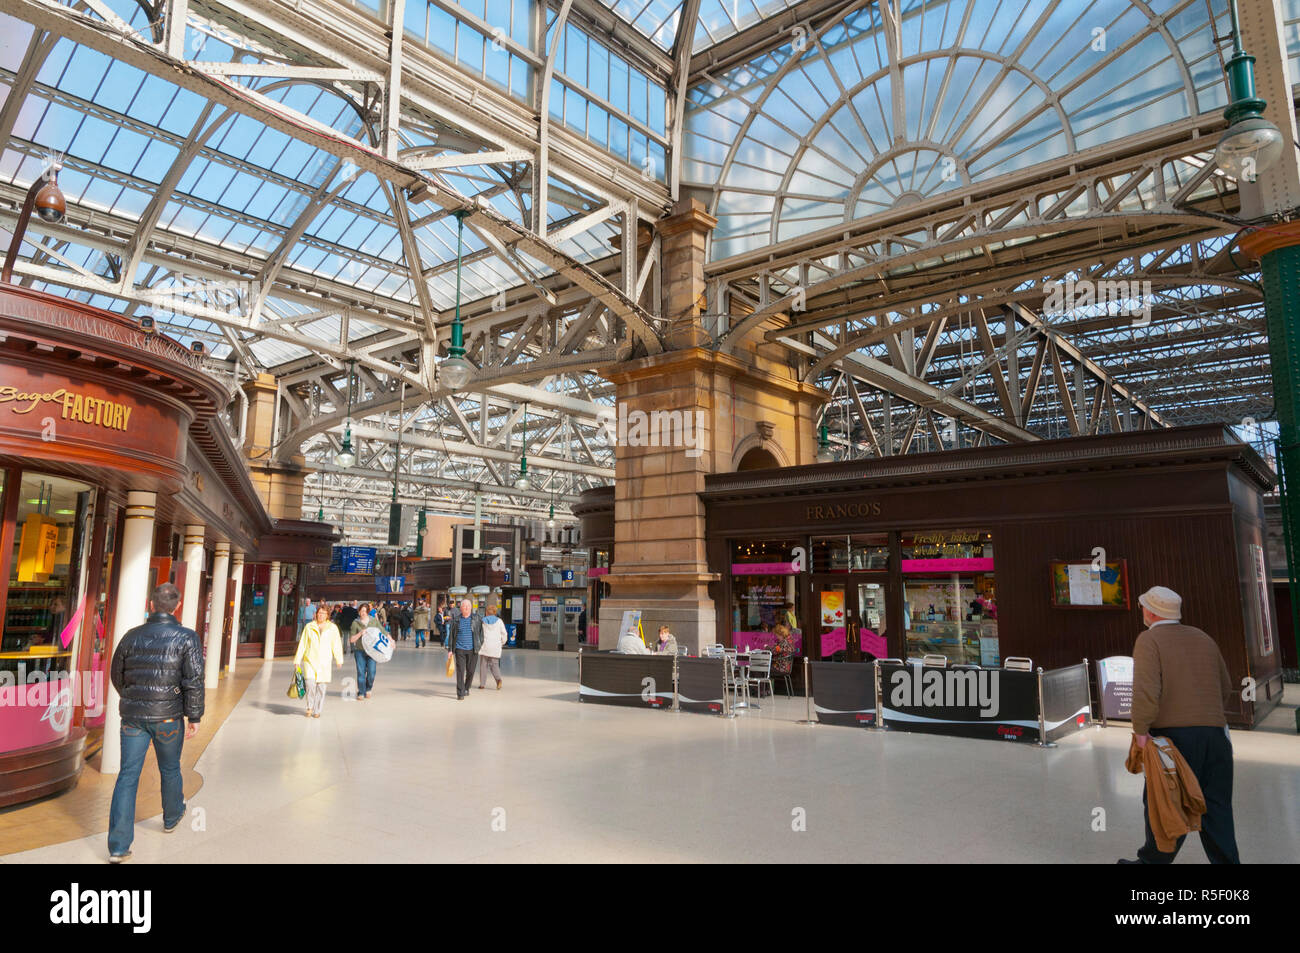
<box><xmin>1</xmin><ymin>0</ymin><xmax>1295</xmax><ymax>544</ymax></box>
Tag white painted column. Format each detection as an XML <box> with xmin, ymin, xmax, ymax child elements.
<box><xmin>204</xmin><ymin>542</ymin><xmax>230</xmax><ymax>690</ymax></box>
<box><xmin>180</xmin><ymin>523</ymin><xmax>205</xmax><ymax>631</ymax></box>
<box><xmin>225</xmin><ymin>551</ymin><xmax>245</xmax><ymax>675</ymax></box>
<box><xmin>103</xmin><ymin>491</ymin><xmax>157</xmax><ymax>776</ymax></box>
<box><xmin>263</xmin><ymin>560</ymin><xmax>281</xmax><ymax>660</ymax></box>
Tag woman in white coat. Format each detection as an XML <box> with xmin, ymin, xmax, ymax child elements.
<box><xmin>477</xmin><ymin>601</ymin><xmax>508</xmax><ymax>690</ymax></box>
<box><xmin>293</xmin><ymin>604</ymin><xmax>344</xmax><ymax>717</ymax></box>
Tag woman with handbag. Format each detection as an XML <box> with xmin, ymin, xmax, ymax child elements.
<box><xmin>293</xmin><ymin>604</ymin><xmax>343</xmax><ymax>718</ymax></box>
<box><xmin>477</xmin><ymin>601</ymin><xmax>508</xmax><ymax>690</ymax></box>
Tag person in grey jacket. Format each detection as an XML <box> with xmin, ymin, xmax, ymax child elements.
<box><xmin>448</xmin><ymin>598</ymin><xmax>483</xmax><ymax>699</ymax></box>
<box><xmin>107</xmin><ymin>582</ymin><xmax>204</xmax><ymax>863</ymax></box>
<box><xmin>412</xmin><ymin>600</ymin><xmax>431</xmax><ymax>648</ymax></box>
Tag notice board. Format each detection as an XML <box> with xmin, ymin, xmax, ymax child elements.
<box><xmin>1049</xmin><ymin>559</ymin><xmax>1130</xmax><ymax>608</ymax></box>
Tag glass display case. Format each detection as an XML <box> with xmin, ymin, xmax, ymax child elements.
<box><xmin>900</xmin><ymin>530</ymin><xmax>997</xmax><ymax>666</ymax></box>
<box><xmin>3</xmin><ymin>473</ymin><xmax>95</xmax><ymax>676</ymax></box>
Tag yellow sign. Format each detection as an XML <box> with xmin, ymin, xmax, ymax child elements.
<box><xmin>0</xmin><ymin>385</ymin><xmax>133</xmax><ymax>432</ymax></box>
<box><xmin>17</xmin><ymin>514</ymin><xmax>58</xmax><ymax>581</ymax></box>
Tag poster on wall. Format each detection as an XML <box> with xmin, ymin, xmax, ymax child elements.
<box><xmin>1050</xmin><ymin>559</ymin><xmax>1130</xmax><ymax>608</ymax></box>
<box><xmin>820</xmin><ymin>590</ymin><xmax>845</xmax><ymax>627</ymax></box>
<box><xmin>528</xmin><ymin>594</ymin><xmax>542</xmax><ymax>623</ymax></box>
<box><xmin>1250</xmin><ymin>544</ymin><xmax>1274</xmax><ymax>656</ymax></box>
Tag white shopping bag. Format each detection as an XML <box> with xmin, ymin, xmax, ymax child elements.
<box><xmin>361</xmin><ymin>626</ymin><xmax>394</xmax><ymax>662</ymax></box>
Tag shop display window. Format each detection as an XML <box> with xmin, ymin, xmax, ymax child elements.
<box><xmin>3</xmin><ymin>473</ymin><xmax>96</xmax><ymax>675</ymax></box>
<box><xmin>900</xmin><ymin>530</ymin><xmax>997</xmax><ymax>666</ymax></box>
<box><xmin>729</xmin><ymin>539</ymin><xmax>802</xmax><ymax>655</ymax></box>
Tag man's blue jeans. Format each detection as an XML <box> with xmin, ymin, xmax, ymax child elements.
<box><xmin>108</xmin><ymin>718</ymin><xmax>185</xmax><ymax>856</ymax></box>
<box><xmin>415</xmin><ymin>628</ymin><xmax>427</xmax><ymax>647</ymax></box>
<box><xmin>354</xmin><ymin>649</ymin><xmax>376</xmax><ymax>696</ymax></box>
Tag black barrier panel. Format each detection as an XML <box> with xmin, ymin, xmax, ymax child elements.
<box><xmin>878</xmin><ymin>663</ymin><xmax>1040</xmax><ymax>742</ymax></box>
<box><xmin>1041</xmin><ymin>663</ymin><xmax>1091</xmax><ymax>741</ymax></box>
<box><xmin>676</xmin><ymin>657</ymin><xmax>727</xmax><ymax>714</ymax></box>
<box><xmin>579</xmin><ymin>654</ymin><xmax>675</xmax><ymax>709</ymax></box>
<box><xmin>809</xmin><ymin>660</ymin><xmax>877</xmax><ymax>727</ymax></box>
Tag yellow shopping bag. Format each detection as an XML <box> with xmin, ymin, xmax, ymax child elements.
<box><xmin>445</xmin><ymin>652</ymin><xmax>455</xmax><ymax>678</ymax></box>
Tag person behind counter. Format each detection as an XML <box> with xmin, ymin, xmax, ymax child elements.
<box><xmin>655</xmin><ymin>625</ymin><xmax>677</xmax><ymax>655</ymax></box>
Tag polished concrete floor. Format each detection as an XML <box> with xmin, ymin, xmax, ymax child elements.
<box><xmin>3</xmin><ymin>646</ymin><xmax>1298</xmax><ymax>864</ymax></box>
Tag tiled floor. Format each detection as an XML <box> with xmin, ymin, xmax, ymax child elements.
<box><xmin>3</xmin><ymin>646</ymin><xmax>1297</xmax><ymax>863</ymax></box>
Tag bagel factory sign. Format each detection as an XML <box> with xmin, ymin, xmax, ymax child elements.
<box><xmin>0</xmin><ymin>385</ymin><xmax>134</xmax><ymax>432</ymax></box>
<box><xmin>0</xmin><ymin>359</ymin><xmax>187</xmax><ymax>468</ymax></box>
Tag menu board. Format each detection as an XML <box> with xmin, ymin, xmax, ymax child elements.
<box><xmin>1050</xmin><ymin>559</ymin><xmax>1129</xmax><ymax>608</ymax></box>
<box><xmin>1097</xmin><ymin>656</ymin><xmax>1134</xmax><ymax>720</ymax></box>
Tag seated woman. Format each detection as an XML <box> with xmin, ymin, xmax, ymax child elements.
<box><xmin>655</xmin><ymin>625</ymin><xmax>678</xmax><ymax>655</ymax></box>
<box><xmin>771</xmin><ymin>623</ymin><xmax>796</xmax><ymax>686</ymax></box>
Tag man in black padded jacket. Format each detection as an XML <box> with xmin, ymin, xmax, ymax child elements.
<box><xmin>107</xmin><ymin>582</ymin><xmax>204</xmax><ymax>863</ymax></box>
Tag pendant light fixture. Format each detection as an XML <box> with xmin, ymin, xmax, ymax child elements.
<box><xmin>1214</xmin><ymin>0</ymin><xmax>1284</xmax><ymax>182</ymax></box>
<box><xmin>440</xmin><ymin>209</ymin><xmax>475</xmax><ymax>391</ymax></box>
<box><xmin>334</xmin><ymin>359</ymin><xmax>357</xmax><ymax>468</ymax></box>
<box><xmin>816</xmin><ymin>417</ymin><xmax>835</xmax><ymax>464</ymax></box>
<box><xmin>514</xmin><ymin>401</ymin><xmax>530</xmax><ymax>490</ymax></box>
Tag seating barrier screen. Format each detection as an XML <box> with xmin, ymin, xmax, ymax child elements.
<box><xmin>1040</xmin><ymin>662</ymin><xmax>1093</xmax><ymax>742</ymax></box>
<box><xmin>676</xmin><ymin>657</ymin><xmax>727</xmax><ymax>713</ymax></box>
<box><xmin>578</xmin><ymin>652</ymin><xmax>674</xmax><ymax>709</ymax></box>
<box><xmin>875</xmin><ymin>662</ymin><xmax>1041</xmax><ymax>742</ymax></box>
<box><xmin>808</xmin><ymin>661</ymin><xmax>876</xmax><ymax>727</ymax></box>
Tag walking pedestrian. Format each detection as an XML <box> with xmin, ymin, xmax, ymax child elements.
<box><xmin>337</xmin><ymin>601</ymin><xmax>359</xmax><ymax>653</ymax></box>
<box><xmin>106</xmin><ymin>583</ymin><xmax>203</xmax><ymax>863</ymax></box>
<box><xmin>293</xmin><ymin>604</ymin><xmax>343</xmax><ymax>718</ymax></box>
<box><xmin>434</xmin><ymin>599</ymin><xmax>448</xmax><ymax>645</ymax></box>
<box><xmin>1119</xmin><ymin>586</ymin><xmax>1240</xmax><ymax>864</ymax></box>
<box><xmin>413</xmin><ymin>599</ymin><xmax>430</xmax><ymax>648</ymax></box>
<box><xmin>398</xmin><ymin>601</ymin><xmax>413</xmax><ymax>641</ymax></box>
<box><xmin>449</xmin><ymin>597</ymin><xmax>482</xmax><ymax>699</ymax></box>
<box><xmin>349</xmin><ymin>605</ymin><xmax>378</xmax><ymax>700</ymax></box>
<box><xmin>477</xmin><ymin>600</ymin><xmax>507</xmax><ymax>690</ymax></box>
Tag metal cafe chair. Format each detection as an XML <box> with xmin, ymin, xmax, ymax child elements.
<box><xmin>746</xmin><ymin>650</ymin><xmax>774</xmax><ymax>701</ymax></box>
<box><xmin>922</xmin><ymin>654</ymin><xmax>949</xmax><ymax>667</ymax></box>
<box><xmin>676</xmin><ymin>644</ymin><xmax>689</xmax><ymax>656</ymax></box>
<box><xmin>1003</xmin><ymin>656</ymin><xmax>1034</xmax><ymax>671</ymax></box>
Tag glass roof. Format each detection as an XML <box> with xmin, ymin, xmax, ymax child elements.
<box><xmin>683</xmin><ymin>0</ymin><xmax>1238</xmax><ymax>261</ymax></box>
<box><xmin>591</xmin><ymin>0</ymin><xmax>802</xmax><ymax>53</ymax></box>
<box><xmin>0</xmin><ymin>0</ymin><xmax>623</xmax><ymax>367</ymax></box>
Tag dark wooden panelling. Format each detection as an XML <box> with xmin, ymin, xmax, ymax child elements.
<box><xmin>0</xmin><ymin>728</ymin><xmax>86</xmax><ymax>809</ymax></box>
<box><xmin>702</xmin><ymin>426</ymin><xmax>1280</xmax><ymax>727</ymax></box>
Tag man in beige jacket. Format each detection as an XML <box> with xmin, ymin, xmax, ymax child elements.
<box><xmin>1119</xmin><ymin>586</ymin><xmax>1239</xmax><ymax>864</ymax></box>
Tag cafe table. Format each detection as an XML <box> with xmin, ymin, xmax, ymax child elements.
<box><xmin>731</xmin><ymin>651</ymin><xmax>760</xmax><ymax>711</ymax></box>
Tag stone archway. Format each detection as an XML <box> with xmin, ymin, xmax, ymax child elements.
<box><xmin>736</xmin><ymin>446</ymin><xmax>780</xmax><ymax>471</ymax></box>
<box><xmin>731</xmin><ymin>427</ymin><xmax>791</xmax><ymax>472</ymax></box>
